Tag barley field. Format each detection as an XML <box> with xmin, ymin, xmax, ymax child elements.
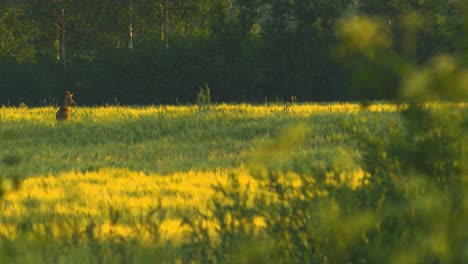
<box><xmin>0</xmin><ymin>103</ymin><xmax>466</xmax><ymax>263</ymax></box>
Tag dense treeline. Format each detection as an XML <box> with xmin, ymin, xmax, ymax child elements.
<box><xmin>0</xmin><ymin>0</ymin><xmax>464</xmax><ymax>105</ymax></box>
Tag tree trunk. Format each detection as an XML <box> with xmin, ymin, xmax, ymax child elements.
<box><xmin>55</xmin><ymin>32</ymin><xmax>60</xmax><ymax>62</ymax></box>
<box><xmin>60</xmin><ymin>5</ymin><xmax>66</xmax><ymax>69</ymax></box>
<box><xmin>165</xmin><ymin>0</ymin><xmax>169</xmax><ymax>48</ymax></box>
<box><xmin>54</xmin><ymin>2</ymin><xmax>66</xmax><ymax>69</ymax></box>
<box><xmin>129</xmin><ymin>0</ymin><xmax>133</xmax><ymax>49</ymax></box>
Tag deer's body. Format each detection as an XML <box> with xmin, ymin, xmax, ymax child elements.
<box><xmin>56</xmin><ymin>91</ymin><xmax>76</xmax><ymax>121</ymax></box>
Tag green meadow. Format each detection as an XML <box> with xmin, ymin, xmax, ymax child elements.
<box><xmin>1</xmin><ymin>103</ymin><xmax>389</xmax><ymax>176</ymax></box>
<box><xmin>0</xmin><ymin>103</ymin><xmax>466</xmax><ymax>263</ymax></box>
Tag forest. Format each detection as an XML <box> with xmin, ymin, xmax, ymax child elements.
<box><xmin>0</xmin><ymin>0</ymin><xmax>465</xmax><ymax>105</ymax></box>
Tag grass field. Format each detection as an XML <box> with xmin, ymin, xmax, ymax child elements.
<box><xmin>0</xmin><ymin>103</ymin><xmax>466</xmax><ymax>263</ymax></box>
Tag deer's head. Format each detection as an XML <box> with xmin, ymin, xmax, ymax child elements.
<box><xmin>63</xmin><ymin>90</ymin><xmax>77</xmax><ymax>107</ymax></box>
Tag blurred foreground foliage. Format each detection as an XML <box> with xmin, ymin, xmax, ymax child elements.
<box><xmin>181</xmin><ymin>3</ymin><xmax>468</xmax><ymax>264</ymax></box>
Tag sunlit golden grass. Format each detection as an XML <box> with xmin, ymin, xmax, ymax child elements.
<box><xmin>2</xmin><ymin>168</ymin><xmax>241</xmax><ymax>243</ymax></box>
<box><xmin>1</xmin><ymin>102</ymin><xmax>465</xmax><ymax>123</ymax></box>
<box><xmin>1</xmin><ymin>167</ymin><xmax>371</xmax><ymax>244</ymax></box>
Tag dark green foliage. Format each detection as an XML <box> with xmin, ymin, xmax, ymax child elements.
<box><xmin>1</xmin><ymin>1</ymin><xmax>463</xmax><ymax>104</ymax></box>
<box><xmin>342</xmin><ymin>103</ymin><xmax>466</xmax><ymax>263</ymax></box>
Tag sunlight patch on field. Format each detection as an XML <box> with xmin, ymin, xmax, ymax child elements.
<box><xmin>4</xmin><ymin>168</ymin><xmax>224</xmax><ymax>214</ymax></box>
<box><xmin>1</xmin><ymin>102</ymin><xmax>465</xmax><ymax>125</ymax></box>
<box><xmin>1</xmin><ymin>167</ymin><xmax>370</xmax><ymax>244</ymax></box>
<box><xmin>0</xmin><ymin>103</ymin><xmax>397</xmax><ymax>124</ymax></box>
<box><xmin>1</xmin><ymin>168</ymin><xmax>258</xmax><ymax>243</ymax></box>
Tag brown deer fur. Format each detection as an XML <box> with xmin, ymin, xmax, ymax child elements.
<box><xmin>56</xmin><ymin>90</ymin><xmax>76</xmax><ymax>121</ymax></box>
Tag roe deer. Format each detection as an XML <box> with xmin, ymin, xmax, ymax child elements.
<box><xmin>56</xmin><ymin>90</ymin><xmax>76</xmax><ymax>121</ymax></box>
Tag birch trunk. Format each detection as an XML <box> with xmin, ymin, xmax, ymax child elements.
<box><xmin>160</xmin><ymin>3</ymin><xmax>165</xmax><ymax>42</ymax></box>
<box><xmin>61</xmin><ymin>6</ymin><xmax>66</xmax><ymax>69</ymax></box>
<box><xmin>129</xmin><ymin>0</ymin><xmax>133</xmax><ymax>49</ymax></box>
<box><xmin>165</xmin><ymin>0</ymin><xmax>169</xmax><ymax>48</ymax></box>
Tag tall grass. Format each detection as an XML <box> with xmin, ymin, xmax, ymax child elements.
<box><xmin>0</xmin><ymin>102</ymin><xmax>466</xmax><ymax>263</ymax></box>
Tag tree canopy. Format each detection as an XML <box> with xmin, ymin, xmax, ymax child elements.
<box><xmin>0</xmin><ymin>0</ymin><xmax>464</xmax><ymax>105</ymax></box>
